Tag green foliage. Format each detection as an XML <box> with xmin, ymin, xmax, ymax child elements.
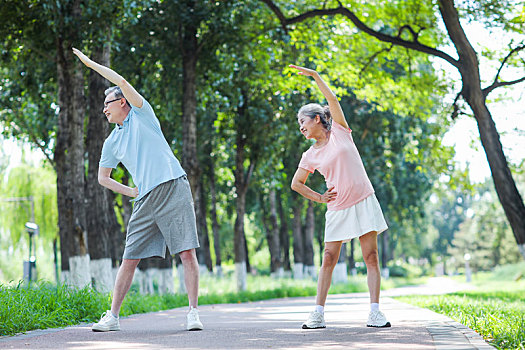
<box><xmin>0</xmin><ymin>159</ymin><xmax>57</xmax><ymax>244</ymax></box>
<box><xmin>449</xmin><ymin>180</ymin><xmax>522</xmax><ymax>272</ymax></box>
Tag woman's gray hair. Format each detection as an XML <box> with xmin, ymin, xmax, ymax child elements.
<box><xmin>104</xmin><ymin>86</ymin><xmax>131</xmax><ymax>107</ymax></box>
<box><xmin>297</xmin><ymin>103</ymin><xmax>332</xmax><ymax>130</ymax></box>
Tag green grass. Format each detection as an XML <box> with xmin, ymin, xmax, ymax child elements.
<box><xmin>0</xmin><ymin>282</ymin><xmax>110</xmax><ymax>336</ymax></box>
<box><xmin>396</xmin><ymin>262</ymin><xmax>525</xmax><ymax>350</ymax></box>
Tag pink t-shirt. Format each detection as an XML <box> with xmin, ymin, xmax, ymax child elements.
<box><xmin>298</xmin><ymin>122</ymin><xmax>374</xmax><ymax>211</ymax></box>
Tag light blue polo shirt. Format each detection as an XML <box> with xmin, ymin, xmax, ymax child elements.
<box><xmin>99</xmin><ymin>98</ymin><xmax>186</xmax><ymax>201</ymax></box>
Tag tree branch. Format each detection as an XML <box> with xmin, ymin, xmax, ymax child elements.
<box><xmin>359</xmin><ymin>44</ymin><xmax>394</xmax><ymax>76</ymax></box>
<box><xmin>494</xmin><ymin>45</ymin><xmax>525</xmax><ymax>83</ymax></box>
<box><xmin>483</xmin><ymin>76</ymin><xmax>525</xmax><ymax>98</ymax></box>
<box><xmin>261</xmin><ymin>0</ymin><xmax>460</xmax><ymax>68</ymax></box>
<box><xmin>260</xmin><ymin>0</ymin><xmax>288</xmax><ymax>32</ymax></box>
<box><xmin>482</xmin><ymin>45</ymin><xmax>525</xmax><ymax>98</ymax></box>
<box><xmin>450</xmin><ymin>90</ymin><xmax>462</xmax><ymax>120</ymax></box>
<box><xmin>10</xmin><ymin>121</ymin><xmax>56</xmax><ymax>169</ymax></box>
<box><xmin>398</xmin><ymin>25</ymin><xmax>419</xmax><ymax>41</ymax></box>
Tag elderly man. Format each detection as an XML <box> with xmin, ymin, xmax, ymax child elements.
<box><xmin>73</xmin><ymin>48</ymin><xmax>203</xmax><ymax>332</ymax></box>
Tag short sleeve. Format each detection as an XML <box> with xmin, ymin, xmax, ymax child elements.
<box><xmin>132</xmin><ymin>98</ymin><xmax>161</xmax><ymax>129</ymax></box>
<box><xmin>99</xmin><ymin>139</ymin><xmax>119</xmax><ymax>168</ymax></box>
<box><xmin>331</xmin><ymin>121</ymin><xmax>352</xmax><ymax>134</ymax></box>
<box><xmin>298</xmin><ymin>151</ymin><xmax>315</xmax><ymax>173</ymax></box>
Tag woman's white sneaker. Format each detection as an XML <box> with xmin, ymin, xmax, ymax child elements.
<box><xmin>302</xmin><ymin>311</ymin><xmax>326</xmax><ymax>329</ymax></box>
<box><xmin>367</xmin><ymin>310</ymin><xmax>391</xmax><ymax>328</ymax></box>
<box><xmin>186</xmin><ymin>307</ymin><xmax>203</xmax><ymax>331</ymax></box>
<box><xmin>92</xmin><ymin>311</ymin><xmax>120</xmax><ymax>332</ymax></box>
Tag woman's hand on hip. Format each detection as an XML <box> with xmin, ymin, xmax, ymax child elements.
<box><xmin>320</xmin><ymin>186</ymin><xmax>337</xmax><ymax>203</ymax></box>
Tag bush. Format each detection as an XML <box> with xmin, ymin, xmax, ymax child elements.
<box><xmin>389</xmin><ymin>265</ymin><xmax>408</xmax><ymax>277</ymax></box>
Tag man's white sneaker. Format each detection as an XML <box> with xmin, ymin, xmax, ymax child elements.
<box><xmin>92</xmin><ymin>311</ymin><xmax>120</xmax><ymax>332</ymax></box>
<box><xmin>186</xmin><ymin>307</ymin><xmax>203</xmax><ymax>331</ymax></box>
<box><xmin>367</xmin><ymin>310</ymin><xmax>391</xmax><ymax>328</ymax></box>
<box><xmin>302</xmin><ymin>311</ymin><xmax>326</xmax><ymax>329</ymax></box>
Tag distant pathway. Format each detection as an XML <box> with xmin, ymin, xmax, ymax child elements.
<box><xmin>0</xmin><ymin>277</ymin><xmax>492</xmax><ymax>350</ymax></box>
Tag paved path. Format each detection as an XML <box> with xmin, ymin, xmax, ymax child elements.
<box><xmin>0</xmin><ymin>278</ymin><xmax>493</xmax><ymax>350</ymax></box>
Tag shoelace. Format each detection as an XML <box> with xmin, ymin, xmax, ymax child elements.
<box><xmin>188</xmin><ymin>311</ymin><xmax>198</xmax><ymax>321</ymax></box>
<box><xmin>370</xmin><ymin>311</ymin><xmax>383</xmax><ymax>322</ymax></box>
<box><xmin>100</xmin><ymin>311</ymin><xmax>115</xmax><ymax>322</ymax></box>
<box><xmin>310</xmin><ymin>312</ymin><xmax>322</xmax><ymax>321</ymax></box>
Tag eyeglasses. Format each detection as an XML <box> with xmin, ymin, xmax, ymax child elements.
<box><xmin>104</xmin><ymin>98</ymin><xmax>122</xmax><ymax>108</ymax></box>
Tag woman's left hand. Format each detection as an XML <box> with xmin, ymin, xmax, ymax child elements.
<box><xmin>289</xmin><ymin>64</ymin><xmax>318</xmax><ymax>77</ymax></box>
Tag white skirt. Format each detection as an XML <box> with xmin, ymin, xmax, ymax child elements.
<box><xmin>324</xmin><ymin>194</ymin><xmax>388</xmax><ymax>243</ymax></box>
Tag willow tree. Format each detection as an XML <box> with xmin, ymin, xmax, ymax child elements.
<box><xmin>262</xmin><ymin>0</ymin><xmax>525</xmax><ymax>258</ymax></box>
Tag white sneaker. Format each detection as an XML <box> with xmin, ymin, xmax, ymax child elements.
<box><xmin>92</xmin><ymin>311</ymin><xmax>120</xmax><ymax>332</ymax></box>
<box><xmin>186</xmin><ymin>307</ymin><xmax>203</xmax><ymax>331</ymax></box>
<box><xmin>367</xmin><ymin>310</ymin><xmax>391</xmax><ymax>328</ymax></box>
<box><xmin>302</xmin><ymin>311</ymin><xmax>326</xmax><ymax>329</ymax></box>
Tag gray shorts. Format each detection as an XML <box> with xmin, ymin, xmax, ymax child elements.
<box><xmin>123</xmin><ymin>176</ymin><xmax>200</xmax><ymax>259</ymax></box>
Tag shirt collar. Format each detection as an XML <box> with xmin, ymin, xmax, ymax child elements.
<box><xmin>117</xmin><ymin>111</ymin><xmax>132</xmax><ymax>130</ymax></box>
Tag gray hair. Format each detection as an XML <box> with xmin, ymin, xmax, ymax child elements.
<box><xmin>104</xmin><ymin>86</ymin><xmax>131</xmax><ymax>107</ymax></box>
<box><xmin>297</xmin><ymin>103</ymin><xmax>332</xmax><ymax>130</ymax></box>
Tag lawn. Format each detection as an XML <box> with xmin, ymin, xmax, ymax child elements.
<box><xmin>396</xmin><ymin>262</ymin><xmax>525</xmax><ymax>350</ymax></box>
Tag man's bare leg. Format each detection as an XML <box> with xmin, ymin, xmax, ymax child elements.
<box><xmin>111</xmin><ymin>258</ymin><xmax>140</xmax><ymax>316</ymax></box>
<box><xmin>179</xmin><ymin>249</ymin><xmax>199</xmax><ymax>308</ymax></box>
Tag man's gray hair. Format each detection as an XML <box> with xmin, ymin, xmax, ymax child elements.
<box><xmin>104</xmin><ymin>86</ymin><xmax>131</xmax><ymax>107</ymax></box>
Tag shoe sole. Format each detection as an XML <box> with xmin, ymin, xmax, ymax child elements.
<box><xmin>302</xmin><ymin>325</ymin><xmax>326</xmax><ymax>329</ymax></box>
<box><xmin>187</xmin><ymin>322</ymin><xmax>203</xmax><ymax>331</ymax></box>
<box><xmin>92</xmin><ymin>327</ymin><xmax>120</xmax><ymax>332</ymax></box>
<box><xmin>187</xmin><ymin>327</ymin><xmax>203</xmax><ymax>331</ymax></box>
<box><xmin>367</xmin><ymin>322</ymin><xmax>391</xmax><ymax>328</ymax></box>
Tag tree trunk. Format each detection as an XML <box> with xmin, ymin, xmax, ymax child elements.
<box><xmin>85</xmin><ymin>41</ymin><xmax>119</xmax><ymax>293</ymax></box>
<box><xmin>303</xmin><ymin>201</ymin><xmax>316</xmax><ymax>278</ymax></box>
<box><xmin>233</xmin><ymin>99</ymin><xmax>255</xmax><ymax>290</ymax></box>
<box><xmin>438</xmin><ymin>0</ymin><xmax>525</xmax><ymax>259</ymax></box>
<box><xmin>180</xmin><ymin>2</ymin><xmax>200</xmax><ymax>197</ymax></box>
<box><xmin>137</xmin><ymin>254</ymin><xmax>174</xmax><ymax>295</ymax></box>
<box><xmin>380</xmin><ymin>230</ymin><xmax>389</xmax><ymax>278</ymax></box>
<box><xmin>277</xmin><ymin>190</ymin><xmax>291</xmax><ymax>272</ymax></box>
<box><xmin>209</xmin><ymin>157</ymin><xmax>222</xmax><ymax>276</ymax></box>
<box><xmin>348</xmin><ymin>239</ymin><xmax>356</xmax><ymax>276</ymax></box>
<box><xmin>268</xmin><ymin>189</ymin><xmax>282</xmax><ymax>275</ymax></box>
<box><xmin>333</xmin><ymin>242</ymin><xmax>347</xmax><ymax>283</ymax></box>
<box><xmin>244</xmin><ymin>230</ymin><xmax>251</xmax><ymax>274</ymax></box>
<box><xmin>292</xmin><ymin>194</ymin><xmax>304</xmax><ymax>278</ymax></box>
<box><xmin>55</xmin><ymin>5</ymin><xmax>90</xmax><ymax>287</ymax></box>
<box><xmin>110</xmin><ymin>171</ymin><xmax>132</xmax><ymax>280</ymax></box>
<box><xmin>234</xmin><ymin>191</ymin><xmax>248</xmax><ymax>290</ymax></box>
<box><xmin>198</xmin><ymin>178</ymin><xmax>213</xmax><ymax>272</ymax></box>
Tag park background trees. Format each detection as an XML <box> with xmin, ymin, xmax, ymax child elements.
<box><xmin>1</xmin><ymin>0</ymin><xmax>523</xmax><ymax>291</ymax></box>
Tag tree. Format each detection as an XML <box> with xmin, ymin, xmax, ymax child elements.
<box><xmin>0</xmin><ymin>161</ymin><xmax>58</xmax><ymax>280</ymax></box>
<box><xmin>85</xmin><ymin>41</ymin><xmax>121</xmax><ymax>293</ymax></box>
<box><xmin>262</xmin><ymin>0</ymin><xmax>525</xmax><ymax>259</ymax></box>
<box><xmin>1</xmin><ymin>0</ymin><xmax>130</xmax><ymax>288</ymax></box>
<box><xmin>450</xmin><ymin>180</ymin><xmax>522</xmax><ymax>271</ymax></box>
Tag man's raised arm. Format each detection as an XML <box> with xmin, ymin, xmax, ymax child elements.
<box><xmin>72</xmin><ymin>48</ymin><xmax>143</xmax><ymax>108</ymax></box>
